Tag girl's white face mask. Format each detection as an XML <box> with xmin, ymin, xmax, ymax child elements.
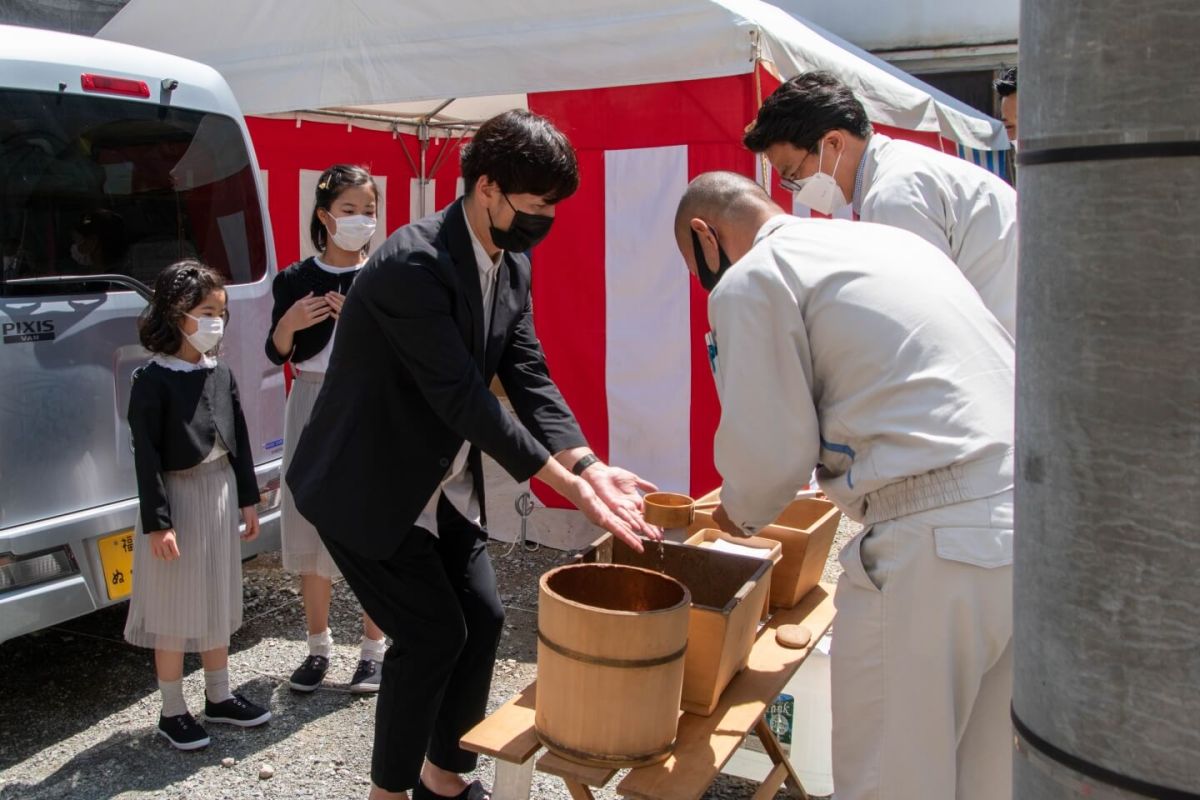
<box><xmin>791</xmin><ymin>140</ymin><xmax>849</xmax><ymax>216</ymax></box>
<box><xmin>328</xmin><ymin>214</ymin><xmax>377</xmax><ymax>252</ymax></box>
<box><xmin>183</xmin><ymin>313</ymin><xmax>224</xmax><ymax>353</ymax></box>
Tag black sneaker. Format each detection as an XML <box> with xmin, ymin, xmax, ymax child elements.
<box><xmin>157</xmin><ymin>712</ymin><xmax>210</xmax><ymax>750</ymax></box>
<box><xmin>203</xmin><ymin>693</ymin><xmax>272</xmax><ymax>727</ymax></box>
<box><xmin>288</xmin><ymin>654</ymin><xmax>329</xmax><ymax>692</ymax></box>
<box><xmin>349</xmin><ymin>658</ymin><xmax>382</xmax><ymax>694</ymax></box>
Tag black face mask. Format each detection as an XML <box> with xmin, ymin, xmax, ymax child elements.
<box><xmin>691</xmin><ymin>225</ymin><xmax>733</xmax><ymax>292</ymax></box>
<box><xmin>488</xmin><ymin>194</ymin><xmax>555</xmax><ymax>252</ymax></box>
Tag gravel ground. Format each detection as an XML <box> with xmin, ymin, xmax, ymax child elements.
<box><xmin>0</xmin><ymin>516</ymin><xmax>859</xmax><ymax>800</ymax></box>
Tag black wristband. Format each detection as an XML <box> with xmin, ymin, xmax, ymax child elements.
<box><xmin>570</xmin><ymin>453</ymin><xmax>600</xmax><ymax>476</ymax></box>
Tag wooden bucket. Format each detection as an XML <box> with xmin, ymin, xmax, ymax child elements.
<box><xmin>643</xmin><ymin>492</ymin><xmax>695</xmax><ymax>528</ymax></box>
<box><xmin>536</xmin><ymin>563</ymin><xmax>691</xmax><ymax>767</ymax></box>
<box><xmin>599</xmin><ymin>538</ymin><xmax>773</xmax><ymax>716</ymax></box>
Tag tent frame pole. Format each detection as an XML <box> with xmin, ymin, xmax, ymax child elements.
<box><xmin>418</xmin><ymin>98</ymin><xmax>458</xmax><ymax>217</ymax></box>
<box><xmin>420</xmin><ymin>98</ymin><xmax>460</xmax><ymax>217</ymax></box>
<box><xmin>418</xmin><ymin>120</ymin><xmax>429</xmax><ymax>217</ymax></box>
<box><xmin>398</xmin><ymin>129</ymin><xmax>421</xmax><ymax>182</ymax></box>
<box><xmin>750</xmin><ymin>29</ymin><xmax>771</xmax><ymax>192</ymax></box>
<box><xmin>427</xmin><ymin>128</ymin><xmax>468</xmax><ymax>183</ymax></box>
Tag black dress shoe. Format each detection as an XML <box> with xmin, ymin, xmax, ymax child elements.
<box><xmin>411</xmin><ymin>779</ymin><xmax>490</xmax><ymax>800</ymax></box>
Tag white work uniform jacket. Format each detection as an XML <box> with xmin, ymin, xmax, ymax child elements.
<box><xmin>708</xmin><ymin>215</ymin><xmax>1014</xmax><ymax>534</ymax></box>
<box><xmin>857</xmin><ymin>133</ymin><xmax>1018</xmax><ymax>337</ymax></box>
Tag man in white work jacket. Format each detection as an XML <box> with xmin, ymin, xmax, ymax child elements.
<box><xmin>675</xmin><ymin>171</ymin><xmax>1015</xmax><ymax>800</ymax></box>
<box><xmin>744</xmin><ymin>71</ymin><xmax>1019</xmax><ymax>337</ymax></box>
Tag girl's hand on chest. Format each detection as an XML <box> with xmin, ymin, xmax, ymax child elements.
<box><xmin>324</xmin><ymin>291</ymin><xmax>345</xmax><ymax>321</ymax></box>
<box><xmin>282</xmin><ymin>292</ymin><xmax>333</xmax><ymax>333</ymax></box>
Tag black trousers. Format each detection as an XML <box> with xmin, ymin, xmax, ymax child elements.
<box><xmin>321</xmin><ymin>497</ymin><xmax>505</xmax><ymax>792</ymax></box>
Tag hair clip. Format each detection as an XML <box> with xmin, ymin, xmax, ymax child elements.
<box><xmin>318</xmin><ymin>178</ymin><xmax>331</xmax><ymax>190</ymax></box>
<box><xmin>171</xmin><ymin>266</ymin><xmax>198</xmax><ymax>288</ymax></box>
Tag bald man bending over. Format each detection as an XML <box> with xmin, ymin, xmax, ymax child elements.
<box><xmin>675</xmin><ymin>171</ymin><xmax>1015</xmax><ymax>800</ymax></box>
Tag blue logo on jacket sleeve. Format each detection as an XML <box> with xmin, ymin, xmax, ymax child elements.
<box><xmin>819</xmin><ymin>436</ymin><xmax>857</xmax><ymax>489</ymax></box>
<box><xmin>705</xmin><ymin>331</ymin><xmax>719</xmax><ymax>375</ymax></box>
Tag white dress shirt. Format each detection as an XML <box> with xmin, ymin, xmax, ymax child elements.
<box><xmin>708</xmin><ymin>214</ymin><xmax>1014</xmax><ymax>533</ymax></box>
<box><xmin>414</xmin><ymin>218</ymin><xmax>503</xmax><ymax>537</ymax></box>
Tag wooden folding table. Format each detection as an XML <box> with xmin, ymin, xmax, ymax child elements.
<box><xmin>462</xmin><ymin>583</ymin><xmax>836</xmax><ymax>800</ymax></box>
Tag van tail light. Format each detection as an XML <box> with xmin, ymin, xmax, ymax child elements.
<box><xmin>0</xmin><ymin>548</ymin><xmax>78</xmax><ymax>592</ymax></box>
<box><xmin>80</xmin><ymin>73</ymin><xmax>151</xmax><ymax>98</ymax></box>
<box><xmin>255</xmin><ymin>477</ymin><xmax>282</xmax><ymax>516</ymax></box>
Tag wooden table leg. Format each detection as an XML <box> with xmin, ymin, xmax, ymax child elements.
<box><xmin>754</xmin><ymin>717</ymin><xmax>810</xmax><ymax>800</ymax></box>
<box><xmin>751</xmin><ymin>762</ymin><xmax>790</xmax><ymax>800</ymax></box>
<box><xmin>492</xmin><ymin>758</ymin><xmax>535</xmax><ymax>800</ymax></box>
<box><xmin>562</xmin><ymin>778</ymin><xmax>598</xmax><ymax>800</ymax></box>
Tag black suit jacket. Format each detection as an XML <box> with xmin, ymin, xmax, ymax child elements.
<box><xmin>287</xmin><ymin>199</ymin><xmax>585</xmax><ymax>559</ymax></box>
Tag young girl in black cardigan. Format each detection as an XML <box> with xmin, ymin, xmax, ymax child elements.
<box><xmin>266</xmin><ymin>164</ymin><xmax>387</xmax><ymax>693</ymax></box>
<box><xmin>126</xmin><ymin>260</ymin><xmax>271</xmax><ymax>750</ymax></box>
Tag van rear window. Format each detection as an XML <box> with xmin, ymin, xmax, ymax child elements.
<box><xmin>0</xmin><ymin>89</ymin><xmax>267</xmax><ymax>296</ymax></box>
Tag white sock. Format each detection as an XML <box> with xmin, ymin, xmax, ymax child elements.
<box><xmin>360</xmin><ymin>635</ymin><xmax>387</xmax><ymax>663</ymax></box>
<box><xmin>204</xmin><ymin>668</ymin><xmax>233</xmax><ymax>704</ymax></box>
<box><xmin>159</xmin><ymin>678</ymin><xmax>188</xmax><ymax>718</ymax></box>
<box><xmin>308</xmin><ymin>628</ymin><xmax>333</xmax><ymax>658</ymax></box>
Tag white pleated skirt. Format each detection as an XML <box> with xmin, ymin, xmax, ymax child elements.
<box><xmin>280</xmin><ymin>371</ymin><xmax>341</xmax><ymax>578</ymax></box>
<box><xmin>124</xmin><ymin>457</ymin><xmax>242</xmax><ymax>652</ymax></box>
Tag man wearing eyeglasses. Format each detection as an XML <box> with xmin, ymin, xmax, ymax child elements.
<box><xmin>744</xmin><ymin>71</ymin><xmax>1018</xmax><ymax>338</ymax></box>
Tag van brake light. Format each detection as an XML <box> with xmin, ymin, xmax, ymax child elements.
<box><xmin>80</xmin><ymin>73</ymin><xmax>151</xmax><ymax>98</ymax></box>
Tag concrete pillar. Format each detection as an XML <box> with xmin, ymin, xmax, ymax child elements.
<box><xmin>1015</xmin><ymin>1</ymin><xmax>1200</xmax><ymax>797</ymax></box>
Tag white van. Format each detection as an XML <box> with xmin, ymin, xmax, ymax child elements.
<box><xmin>0</xmin><ymin>25</ymin><xmax>284</xmax><ymax>643</ymax></box>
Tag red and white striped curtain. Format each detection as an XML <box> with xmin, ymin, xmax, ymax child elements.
<box><xmin>247</xmin><ymin>69</ymin><xmax>986</xmax><ymax>508</ymax></box>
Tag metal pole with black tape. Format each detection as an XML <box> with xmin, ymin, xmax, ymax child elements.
<box><xmin>1014</xmin><ymin>1</ymin><xmax>1200</xmax><ymax>798</ymax></box>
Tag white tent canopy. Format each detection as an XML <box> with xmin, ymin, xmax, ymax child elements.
<box><xmin>98</xmin><ymin>0</ymin><xmax>1007</xmax><ymax>150</ymax></box>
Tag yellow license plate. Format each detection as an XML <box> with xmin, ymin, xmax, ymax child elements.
<box><xmin>98</xmin><ymin>530</ymin><xmax>135</xmax><ymax>600</ymax></box>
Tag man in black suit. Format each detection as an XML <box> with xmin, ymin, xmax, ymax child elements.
<box><xmin>287</xmin><ymin>110</ymin><xmax>660</xmax><ymax>800</ymax></box>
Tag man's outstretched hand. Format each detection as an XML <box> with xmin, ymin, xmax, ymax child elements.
<box><xmin>579</xmin><ymin>463</ymin><xmax>663</xmax><ymax>541</ymax></box>
<box><xmin>559</xmin><ymin>475</ymin><xmax>647</xmax><ymax>551</ymax></box>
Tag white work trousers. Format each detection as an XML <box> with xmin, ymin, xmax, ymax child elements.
<box><xmin>831</xmin><ymin>492</ymin><xmax>1013</xmax><ymax>800</ymax></box>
